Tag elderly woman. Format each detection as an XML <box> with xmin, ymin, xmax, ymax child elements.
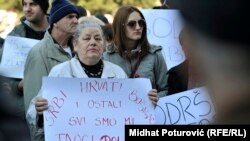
<box><xmin>103</xmin><ymin>5</ymin><xmax>168</xmax><ymax>104</ymax></box>
<box><xmin>26</xmin><ymin>21</ymin><xmax>127</xmax><ymax>140</ymax></box>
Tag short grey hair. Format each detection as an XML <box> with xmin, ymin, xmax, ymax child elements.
<box><xmin>73</xmin><ymin>21</ymin><xmax>104</xmax><ymax>41</ymax></box>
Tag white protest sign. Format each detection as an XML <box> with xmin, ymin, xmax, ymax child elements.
<box><xmin>155</xmin><ymin>87</ymin><xmax>215</xmax><ymax>125</ymax></box>
<box><xmin>42</xmin><ymin>77</ymin><xmax>154</xmax><ymax>141</ymax></box>
<box><xmin>142</xmin><ymin>9</ymin><xmax>185</xmax><ymax>70</ymax></box>
<box><xmin>0</xmin><ymin>36</ymin><xmax>39</xmax><ymax>78</ymax></box>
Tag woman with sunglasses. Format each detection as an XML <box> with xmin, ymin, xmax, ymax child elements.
<box><xmin>103</xmin><ymin>5</ymin><xmax>168</xmax><ymax>106</ymax></box>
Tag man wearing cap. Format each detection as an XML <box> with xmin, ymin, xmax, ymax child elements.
<box><xmin>0</xmin><ymin>0</ymin><xmax>50</xmax><ymax>123</ymax></box>
<box><xmin>24</xmin><ymin>0</ymin><xmax>78</xmax><ymax>140</ymax></box>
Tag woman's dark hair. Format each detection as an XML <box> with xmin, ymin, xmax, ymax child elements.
<box><xmin>112</xmin><ymin>5</ymin><xmax>150</xmax><ymax>57</ymax></box>
<box><xmin>102</xmin><ymin>24</ymin><xmax>112</xmax><ymax>42</ymax></box>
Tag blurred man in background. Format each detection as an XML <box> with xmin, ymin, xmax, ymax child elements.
<box><xmin>178</xmin><ymin>0</ymin><xmax>250</xmax><ymax>124</ymax></box>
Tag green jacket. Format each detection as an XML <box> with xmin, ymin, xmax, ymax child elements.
<box><xmin>23</xmin><ymin>31</ymin><xmax>72</xmax><ymax>112</ymax></box>
<box><xmin>103</xmin><ymin>44</ymin><xmax>168</xmax><ymax>97</ymax></box>
<box><xmin>8</xmin><ymin>23</ymin><xmax>26</xmax><ymax>37</ymax></box>
<box><xmin>8</xmin><ymin>17</ymin><xmax>27</xmax><ymax>37</ymax></box>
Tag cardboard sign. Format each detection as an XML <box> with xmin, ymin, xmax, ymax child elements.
<box><xmin>142</xmin><ymin>9</ymin><xmax>185</xmax><ymax>70</ymax></box>
<box><xmin>0</xmin><ymin>36</ymin><xmax>39</xmax><ymax>78</ymax></box>
<box><xmin>155</xmin><ymin>87</ymin><xmax>215</xmax><ymax>125</ymax></box>
<box><xmin>42</xmin><ymin>77</ymin><xmax>155</xmax><ymax>141</ymax></box>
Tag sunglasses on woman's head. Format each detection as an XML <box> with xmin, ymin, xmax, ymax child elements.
<box><xmin>126</xmin><ymin>19</ymin><xmax>146</xmax><ymax>29</ymax></box>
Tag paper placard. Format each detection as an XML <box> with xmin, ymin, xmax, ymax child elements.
<box><xmin>155</xmin><ymin>87</ymin><xmax>215</xmax><ymax>125</ymax></box>
<box><xmin>0</xmin><ymin>36</ymin><xmax>39</xmax><ymax>78</ymax></box>
<box><xmin>142</xmin><ymin>9</ymin><xmax>186</xmax><ymax>70</ymax></box>
<box><xmin>42</xmin><ymin>77</ymin><xmax>155</xmax><ymax>141</ymax></box>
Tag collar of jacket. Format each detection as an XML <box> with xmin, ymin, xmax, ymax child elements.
<box><xmin>70</xmin><ymin>57</ymin><xmax>118</xmax><ymax>78</ymax></box>
<box><xmin>21</xmin><ymin>16</ymin><xmax>50</xmax><ymax>31</ymax></box>
<box><xmin>43</xmin><ymin>31</ymin><xmax>73</xmax><ymax>61</ymax></box>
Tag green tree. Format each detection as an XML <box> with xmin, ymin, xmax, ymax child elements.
<box><xmin>0</xmin><ymin>0</ymin><xmax>22</xmax><ymax>12</ymax></box>
<box><xmin>0</xmin><ymin>0</ymin><xmax>158</xmax><ymax>16</ymax></box>
<box><xmin>77</xmin><ymin>0</ymin><xmax>118</xmax><ymax>14</ymax></box>
<box><xmin>115</xmin><ymin>0</ymin><xmax>157</xmax><ymax>8</ymax></box>
<box><xmin>75</xmin><ymin>0</ymin><xmax>157</xmax><ymax>14</ymax></box>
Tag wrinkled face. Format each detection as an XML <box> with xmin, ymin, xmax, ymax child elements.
<box><xmin>190</xmin><ymin>31</ymin><xmax>250</xmax><ymax>116</ymax></box>
<box><xmin>23</xmin><ymin>0</ymin><xmax>44</xmax><ymax>23</ymax></box>
<box><xmin>125</xmin><ymin>11</ymin><xmax>145</xmax><ymax>41</ymax></box>
<box><xmin>74</xmin><ymin>27</ymin><xmax>104</xmax><ymax>63</ymax></box>
<box><xmin>54</xmin><ymin>13</ymin><xmax>78</xmax><ymax>35</ymax></box>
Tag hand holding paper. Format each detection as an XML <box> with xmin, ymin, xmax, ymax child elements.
<box><xmin>35</xmin><ymin>98</ymin><xmax>48</xmax><ymax>115</ymax></box>
<box><xmin>148</xmin><ymin>89</ymin><xmax>159</xmax><ymax>107</ymax></box>
<box><xmin>17</xmin><ymin>79</ymin><xmax>23</xmax><ymax>92</ymax></box>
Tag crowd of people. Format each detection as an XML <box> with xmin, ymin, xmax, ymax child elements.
<box><xmin>1</xmin><ymin>0</ymin><xmax>249</xmax><ymax>140</ymax></box>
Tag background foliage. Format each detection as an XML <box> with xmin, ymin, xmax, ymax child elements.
<box><xmin>0</xmin><ymin>0</ymin><xmax>159</xmax><ymax>15</ymax></box>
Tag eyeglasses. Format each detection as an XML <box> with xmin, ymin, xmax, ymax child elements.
<box><xmin>126</xmin><ymin>19</ymin><xmax>146</xmax><ymax>29</ymax></box>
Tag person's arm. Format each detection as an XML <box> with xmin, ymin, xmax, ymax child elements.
<box><xmin>26</xmin><ymin>90</ymin><xmax>44</xmax><ymax>126</ymax></box>
<box><xmin>26</xmin><ymin>90</ymin><xmax>46</xmax><ymax>140</ymax></box>
<box><xmin>154</xmin><ymin>51</ymin><xmax>168</xmax><ymax>97</ymax></box>
<box><xmin>23</xmin><ymin>47</ymin><xmax>48</xmax><ymax>113</ymax></box>
<box><xmin>35</xmin><ymin>97</ymin><xmax>48</xmax><ymax>128</ymax></box>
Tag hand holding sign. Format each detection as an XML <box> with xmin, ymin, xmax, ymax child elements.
<box><xmin>35</xmin><ymin>98</ymin><xmax>48</xmax><ymax>115</ymax></box>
